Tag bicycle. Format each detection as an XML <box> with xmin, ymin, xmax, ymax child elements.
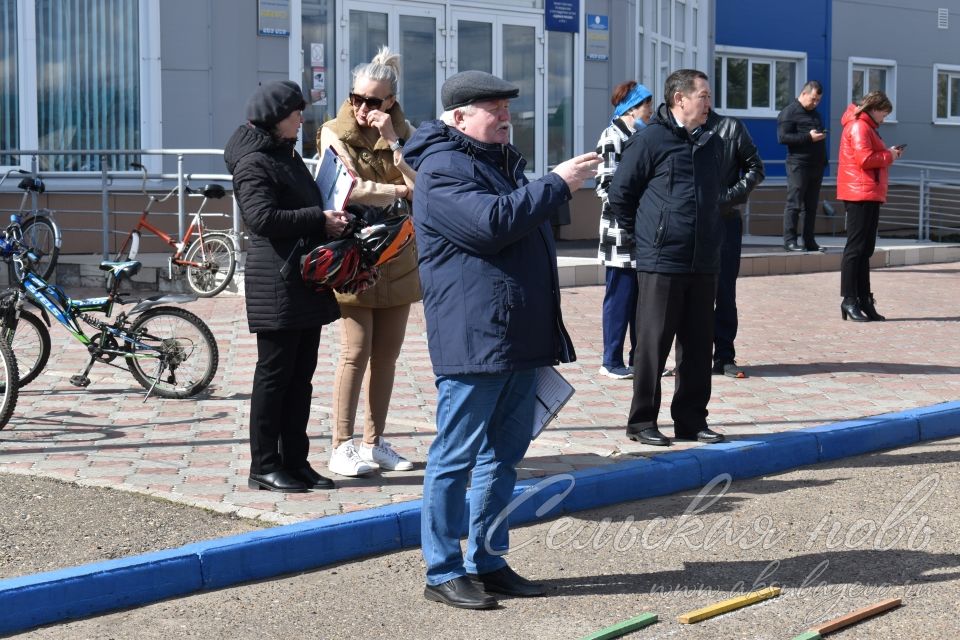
<box><xmin>0</xmin><ymin>169</ymin><xmax>62</xmax><ymax>281</ymax></box>
<box><xmin>0</xmin><ymin>318</ymin><xmax>18</xmax><ymax>430</ymax></box>
<box><xmin>112</xmin><ymin>163</ymin><xmax>237</xmax><ymax>297</ymax></box>
<box><xmin>0</xmin><ymin>216</ymin><xmax>219</xmax><ymax>401</ymax></box>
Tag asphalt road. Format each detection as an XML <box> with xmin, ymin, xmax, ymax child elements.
<box><xmin>5</xmin><ymin>437</ymin><xmax>960</xmax><ymax>639</ymax></box>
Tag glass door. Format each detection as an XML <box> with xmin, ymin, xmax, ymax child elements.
<box><xmin>337</xmin><ymin>1</ymin><xmax>444</xmax><ymax>127</ymax></box>
<box><xmin>448</xmin><ymin>10</ymin><xmax>544</xmax><ymax>176</ymax></box>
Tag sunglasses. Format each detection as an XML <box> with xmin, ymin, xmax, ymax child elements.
<box><xmin>349</xmin><ymin>93</ymin><xmax>392</xmax><ymax>110</ymax></box>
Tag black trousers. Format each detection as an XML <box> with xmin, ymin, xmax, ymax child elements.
<box><xmin>840</xmin><ymin>200</ymin><xmax>881</xmax><ymax>298</ymax></box>
<box><xmin>249</xmin><ymin>327</ymin><xmax>322</xmax><ymax>475</ymax></box>
<box><xmin>714</xmin><ymin>213</ymin><xmax>742</xmax><ymax>365</ymax></box>
<box><xmin>783</xmin><ymin>161</ymin><xmax>824</xmax><ymax>246</ymax></box>
<box><xmin>628</xmin><ymin>272</ymin><xmax>718</xmax><ymax>435</ymax></box>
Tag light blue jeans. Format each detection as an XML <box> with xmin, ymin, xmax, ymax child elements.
<box><xmin>421</xmin><ymin>370</ymin><xmax>536</xmax><ymax>585</ymax></box>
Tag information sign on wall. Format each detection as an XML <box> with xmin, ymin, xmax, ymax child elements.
<box><xmin>585</xmin><ymin>14</ymin><xmax>609</xmax><ymax>61</ymax></box>
<box><xmin>258</xmin><ymin>0</ymin><xmax>290</xmax><ymax>37</ymax></box>
<box><xmin>545</xmin><ymin>0</ymin><xmax>579</xmax><ymax>32</ymax></box>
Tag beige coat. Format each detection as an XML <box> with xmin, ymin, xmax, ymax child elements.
<box><xmin>319</xmin><ymin>100</ymin><xmax>421</xmax><ymax>308</ymax></box>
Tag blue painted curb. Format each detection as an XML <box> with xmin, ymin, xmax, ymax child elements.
<box><xmin>2</xmin><ymin>401</ymin><xmax>959</xmax><ymax>635</ymax></box>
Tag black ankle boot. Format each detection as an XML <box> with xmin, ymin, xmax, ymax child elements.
<box><xmin>858</xmin><ymin>294</ymin><xmax>886</xmax><ymax>321</ymax></box>
<box><xmin>840</xmin><ymin>297</ymin><xmax>869</xmax><ymax>322</ymax></box>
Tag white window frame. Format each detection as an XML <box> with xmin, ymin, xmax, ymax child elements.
<box><xmin>713</xmin><ymin>45</ymin><xmax>806</xmax><ymax>118</ymax></box>
<box><xmin>933</xmin><ymin>63</ymin><xmax>960</xmax><ymax>125</ymax></box>
<box><xmin>848</xmin><ymin>56</ymin><xmax>897</xmax><ymax>122</ymax></box>
<box><xmin>638</xmin><ymin>0</ymin><xmax>708</xmax><ymax>106</ymax></box>
<box><xmin>3</xmin><ymin>0</ymin><xmax>161</xmax><ymax>174</ymax></box>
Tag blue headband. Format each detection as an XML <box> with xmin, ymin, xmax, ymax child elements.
<box><xmin>612</xmin><ymin>83</ymin><xmax>653</xmax><ymax>121</ymax></box>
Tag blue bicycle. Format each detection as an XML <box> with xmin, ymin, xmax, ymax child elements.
<box><xmin>0</xmin><ymin>215</ymin><xmax>218</xmax><ymax>401</ymax></box>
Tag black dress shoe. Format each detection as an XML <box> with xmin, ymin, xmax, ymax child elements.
<box><xmin>468</xmin><ymin>565</ymin><xmax>546</xmax><ymax>597</ymax></box>
<box><xmin>626</xmin><ymin>427</ymin><xmax>671</xmax><ymax>446</ymax></box>
<box><xmin>288</xmin><ymin>465</ymin><xmax>335</xmax><ymax>490</ymax></box>
<box><xmin>696</xmin><ymin>428</ymin><xmax>726</xmax><ymax>443</ymax></box>
<box><xmin>247</xmin><ymin>470</ymin><xmax>310</xmax><ymax>493</ymax></box>
<box><xmin>804</xmin><ymin>242</ymin><xmax>824</xmax><ymax>252</ymax></box>
<box><xmin>784</xmin><ymin>241</ymin><xmax>804</xmax><ymax>252</ymax></box>
<box><xmin>424</xmin><ymin>577</ymin><xmax>497</xmax><ymax>609</ymax></box>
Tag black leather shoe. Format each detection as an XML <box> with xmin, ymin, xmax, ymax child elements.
<box><xmin>288</xmin><ymin>465</ymin><xmax>335</xmax><ymax>490</ymax></box>
<box><xmin>626</xmin><ymin>427</ymin><xmax>671</xmax><ymax>446</ymax></box>
<box><xmin>804</xmin><ymin>242</ymin><xmax>824</xmax><ymax>252</ymax></box>
<box><xmin>696</xmin><ymin>428</ymin><xmax>726</xmax><ymax>444</ymax></box>
<box><xmin>784</xmin><ymin>241</ymin><xmax>804</xmax><ymax>252</ymax></box>
<box><xmin>424</xmin><ymin>577</ymin><xmax>497</xmax><ymax>609</ymax></box>
<box><xmin>468</xmin><ymin>566</ymin><xmax>546</xmax><ymax>597</ymax></box>
<box><xmin>858</xmin><ymin>294</ymin><xmax>886</xmax><ymax>321</ymax></box>
<box><xmin>247</xmin><ymin>470</ymin><xmax>310</xmax><ymax>493</ymax></box>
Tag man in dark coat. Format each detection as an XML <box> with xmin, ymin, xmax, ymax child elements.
<box><xmin>778</xmin><ymin>80</ymin><xmax>827</xmax><ymax>252</ymax></box>
<box><xmin>224</xmin><ymin>80</ymin><xmax>349</xmax><ymax>493</ymax></box>
<box><xmin>704</xmin><ymin>109</ymin><xmax>765</xmax><ymax>378</ymax></box>
<box><xmin>607</xmin><ymin>68</ymin><xmax>725</xmax><ymax>447</ymax></box>
<box><xmin>403</xmin><ymin>70</ymin><xmax>600</xmax><ymax>610</ymax></box>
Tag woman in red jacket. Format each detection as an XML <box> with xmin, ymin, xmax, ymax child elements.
<box><xmin>836</xmin><ymin>91</ymin><xmax>903</xmax><ymax>321</ymax></box>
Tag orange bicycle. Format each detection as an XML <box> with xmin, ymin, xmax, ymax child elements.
<box><xmin>113</xmin><ymin>163</ymin><xmax>237</xmax><ymax>297</ymax></box>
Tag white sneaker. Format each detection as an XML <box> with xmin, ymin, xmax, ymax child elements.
<box><xmin>599</xmin><ymin>365</ymin><xmax>633</xmax><ymax>379</ymax></box>
<box><xmin>328</xmin><ymin>440</ymin><xmax>377</xmax><ymax>477</ymax></box>
<box><xmin>358</xmin><ymin>440</ymin><xmax>414</xmax><ymax>471</ymax></box>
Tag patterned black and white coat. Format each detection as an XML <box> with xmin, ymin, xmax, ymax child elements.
<box><xmin>594</xmin><ymin>117</ymin><xmax>642</xmax><ymax>268</ymax></box>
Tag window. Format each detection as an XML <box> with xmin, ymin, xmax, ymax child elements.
<box><xmin>1</xmin><ymin>0</ymin><xmax>155</xmax><ymax>171</ymax></box>
<box><xmin>934</xmin><ymin>64</ymin><xmax>960</xmax><ymax>124</ymax></box>
<box><xmin>714</xmin><ymin>46</ymin><xmax>805</xmax><ymax>117</ymax></box>
<box><xmin>849</xmin><ymin>57</ymin><xmax>897</xmax><ymax>120</ymax></box>
<box><xmin>546</xmin><ymin>31</ymin><xmax>574</xmax><ymax>168</ymax></box>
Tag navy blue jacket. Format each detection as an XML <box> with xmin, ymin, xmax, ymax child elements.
<box><xmin>607</xmin><ymin>104</ymin><xmax>723</xmax><ymax>274</ymax></box>
<box><xmin>403</xmin><ymin>120</ymin><xmax>575</xmax><ymax>375</ymax></box>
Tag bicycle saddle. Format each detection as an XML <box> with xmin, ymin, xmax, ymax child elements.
<box><xmin>99</xmin><ymin>260</ymin><xmax>142</xmax><ymax>281</ymax></box>
<box><xmin>17</xmin><ymin>177</ymin><xmax>45</xmax><ymax>193</ymax></box>
<box><xmin>201</xmin><ymin>184</ymin><xmax>226</xmax><ymax>199</ymax></box>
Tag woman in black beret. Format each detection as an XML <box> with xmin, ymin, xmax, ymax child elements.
<box><xmin>224</xmin><ymin>80</ymin><xmax>350</xmax><ymax>492</ymax></box>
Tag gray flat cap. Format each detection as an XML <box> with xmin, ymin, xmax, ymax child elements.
<box><xmin>441</xmin><ymin>70</ymin><xmax>519</xmax><ymax>110</ymax></box>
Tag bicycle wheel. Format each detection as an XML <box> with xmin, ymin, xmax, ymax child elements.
<box><xmin>0</xmin><ymin>338</ymin><xmax>20</xmax><ymax>430</ymax></box>
<box><xmin>3</xmin><ymin>309</ymin><xmax>51</xmax><ymax>387</ymax></box>
<box><xmin>125</xmin><ymin>306</ymin><xmax>219</xmax><ymax>398</ymax></box>
<box><xmin>15</xmin><ymin>216</ymin><xmax>60</xmax><ymax>281</ymax></box>
<box><xmin>183</xmin><ymin>232</ymin><xmax>236</xmax><ymax>297</ymax></box>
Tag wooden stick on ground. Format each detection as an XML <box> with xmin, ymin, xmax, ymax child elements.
<box><xmin>677</xmin><ymin>586</ymin><xmax>781</xmax><ymax>624</ymax></box>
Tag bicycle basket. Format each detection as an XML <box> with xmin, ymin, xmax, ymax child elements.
<box><xmin>358</xmin><ymin>214</ymin><xmax>414</xmax><ymax>267</ymax></box>
<box><xmin>301</xmin><ymin>237</ymin><xmax>361</xmax><ymax>292</ymax></box>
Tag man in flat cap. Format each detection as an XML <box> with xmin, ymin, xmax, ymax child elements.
<box><xmin>403</xmin><ymin>70</ymin><xmax>601</xmax><ymax>610</ymax></box>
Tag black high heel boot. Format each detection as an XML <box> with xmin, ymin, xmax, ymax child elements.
<box><xmin>859</xmin><ymin>294</ymin><xmax>886</xmax><ymax>321</ymax></box>
<box><xmin>840</xmin><ymin>297</ymin><xmax>870</xmax><ymax>322</ymax></box>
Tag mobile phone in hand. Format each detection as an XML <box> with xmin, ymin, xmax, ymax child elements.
<box><xmin>894</xmin><ymin>143</ymin><xmax>907</xmax><ymax>151</ymax></box>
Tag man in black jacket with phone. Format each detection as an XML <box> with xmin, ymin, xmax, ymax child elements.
<box><xmin>777</xmin><ymin>80</ymin><xmax>827</xmax><ymax>252</ymax></box>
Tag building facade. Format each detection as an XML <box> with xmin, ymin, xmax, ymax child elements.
<box><xmin>2</xmin><ymin>0</ymin><xmax>959</xmax><ymax>242</ymax></box>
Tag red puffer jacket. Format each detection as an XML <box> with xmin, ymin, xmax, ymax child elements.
<box><xmin>836</xmin><ymin>103</ymin><xmax>894</xmax><ymax>203</ymax></box>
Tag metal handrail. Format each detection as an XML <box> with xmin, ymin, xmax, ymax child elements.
<box><xmin>1</xmin><ymin>149</ymin><xmax>235</xmax><ymax>258</ymax></box>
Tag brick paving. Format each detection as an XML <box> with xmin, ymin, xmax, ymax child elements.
<box><xmin>2</xmin><ymin>259</ymin><xmax>959</xmax><ymax>524</ymax></box>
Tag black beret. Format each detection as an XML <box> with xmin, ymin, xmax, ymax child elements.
<box><xmin>245</xmin><ymin>80</ymin><xmax>307</xmax><ymax>128</ymax></box>
<box><xmin>441</xmin><ymin>70</ymin><xmax>520</xmax><ymax>110</ymax></box>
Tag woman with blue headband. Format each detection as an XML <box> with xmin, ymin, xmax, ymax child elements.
<box><xmin>595</xmin><ymin>80</ymin><xmax>653</xmax><ymax>379</ymax></box>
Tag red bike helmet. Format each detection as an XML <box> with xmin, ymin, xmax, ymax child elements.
<box><xmin>359</xmin><ymin>215</ymin><xmax>415</xmax><ymax>267</ymax></box>
<box><xmin>335</xmin><ymin>265</ymin><xmax>381</xmax><ymax>295</ymax></box>
<box><xmin>301</xmin><ymin>237</ymin><xmax>361</xmax><ymax>291</ymax></box>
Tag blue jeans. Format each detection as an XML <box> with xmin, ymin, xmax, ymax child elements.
<box><xmin>601</xmin><ymin>266</ymin><xmax>638</xmax><ymax>368</ymax></box>
<box><xmin>421</xmin><ymin>370</ymin><xmax>536</xmax><ymax>585</ymax></box>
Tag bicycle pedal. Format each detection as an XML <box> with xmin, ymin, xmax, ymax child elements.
<box><xmin>69</xmin><ymin>375</ymin><xmax>91</xmax><ymax>388</ymax></box>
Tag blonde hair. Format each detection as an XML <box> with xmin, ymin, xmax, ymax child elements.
<box><xmin>352</xmin><ymin>46</ymin><xmax>401</xmax><ymax>96</ymax></box>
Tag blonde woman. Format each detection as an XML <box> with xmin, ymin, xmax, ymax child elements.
<box><xmin>318</xmin><ymin>47</ymin><xmax>420</xmax><ymax>476</ymax></box>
